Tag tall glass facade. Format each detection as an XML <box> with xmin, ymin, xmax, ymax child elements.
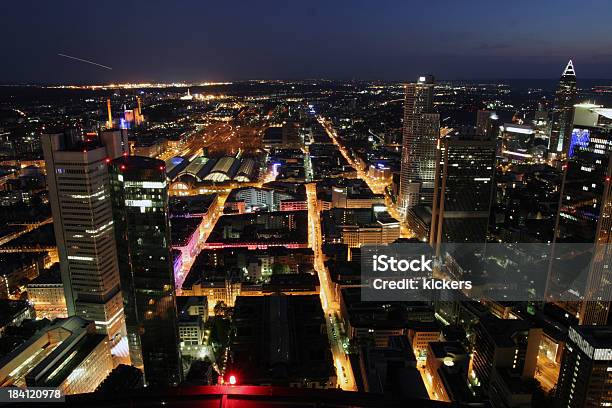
<box><xmin>109</xmin><ymin>156</ymin><xmax>182</xmax><ymax>387</ymax></box>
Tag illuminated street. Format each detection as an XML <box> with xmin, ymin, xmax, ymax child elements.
<box><xmin>318</xmin><ymin>117</ymin><xmax>413</xmax><ymax>238</ymax></box>
<box><xmin>535</xmin><ymin>354</ymin><xmax>560</xmax><ymax>394</ymax></box>
<box><xmin>306</xmin><ymin>183</ymin><xmax>356</xmax><ymax>391</ymax></box>
<box><xmin>175</xmin><ymin>192</ymin><xmax>229</xmax><ymax>294</ymax></box>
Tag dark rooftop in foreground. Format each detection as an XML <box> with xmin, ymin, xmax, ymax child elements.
<box><xmin>59</xmin><ymin>385</ymin><xmax>454</xmax><ymax>407</ymax></box>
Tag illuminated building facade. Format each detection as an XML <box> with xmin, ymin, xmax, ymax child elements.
<box><xmin>26</xmin><ymin>265</ymin><xmax>68</xmax><ymax>319</ymax></box>
<box><xmin>556</xmin><ymin>326</ymin><xmax>612</xmax><ymax>407</ymax></box>
<box><xmin>550</xmin><ymin>60</ymin><xmax>577</xmax><ymax>155</ymax></box>
<box><xmin>0</xmin><ymin>317</ymin><xmax>113</xmax><ymax>394</ymax></box>
<box><xmin>42</xmin><ymin>129</ymin><xmax>128</xmax><ymax>341</ymax></box>
<box><xmin>109</xmin><ymin>156</ymin><xmax>182</xmax><ymax>387</ymax></box>
<box><xmin>499</xmin><ymin>123</ymin><xmax>535</xmax><ymax>162</ymax></box>
<box><xmin>399</xmin><ymin>75</ymin><xmax>440</xmax><ymax>214</ymax></box>
<box><xmin>552</xmin><ymin>105</ymin><xmax>612</xmax><ymax>324</ymax></box>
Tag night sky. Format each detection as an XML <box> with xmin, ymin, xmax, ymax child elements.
<box><xmin>2</xmin><ymin>0</ymin><xmax>612</xmax><ymax>84</ymax></box>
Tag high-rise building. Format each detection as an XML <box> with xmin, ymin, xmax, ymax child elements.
<box><xmin>555</xmin><ymin>326</ymin><xmax>612</xmax><ymax>408</ymax></box>
<box><xmin>399</xmin><ymin>75</ymin><xmax>440</xmax><ymax>214</ymax></box>
<box><xmin>109</xmin><ymin>156</ymin><xmax>182</xmax><ymax>387</ymax></box>
<box><xmin>476</xmin><ymin>109</ymin><xmax>499</xmax><ymax>138</ymax></box>
<box><xmin>551</xmin><ymin>104</ymin><xmax>612</xmax><ymax>325</ymax></box>
<box><xmin>499</xmin><ymin>123</ymin><xmax>536</xmax><ymax>162</ymax></box>
<box><xmin>42</xmin><ymin>129</ymin><xmax>128</xmax><ymax>341</ymax></box>
<box><xmin>549</xmin><ymin>60</ymin><xmax>577</xmax><ymax>156</ymax></box>
<box><xmin>430</xmin><ymin>132</ymin><xmax>496</xmax><ymax>250</ymax></box>
<box><xmin>533</xmin><ymin>104</ymin><xmax>551</xmax><ymax>145</ymax></box>
<box><xmin>471</xmin><ymin>314</ymin><xmax>542</xmax><ymax>396</ymax></box>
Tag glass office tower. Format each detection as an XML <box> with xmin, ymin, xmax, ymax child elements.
<box><xmin>109</xmin><ymin>155</ymin><xmax>182</xmax><ymax>387</ymax></box>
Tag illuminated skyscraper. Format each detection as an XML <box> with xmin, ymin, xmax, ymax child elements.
<box><xmin>399</xmin><ymin>75</ymin><xmax>440</xmax><ymax>215</ymax></box>
<box><xmin>549</xmin><ymin>60</ymin><xmax>577</xmax><ymax>155</ymax></box>
<box><xmin>551</xmin><ymin>104</ymin><xmax>612</xmax><ymax>325</ymax></box>
<box><xmin>109</xmin><ymin>156</ymin><xmax>182</xmax><ymax>387</ymax></box>
<box><xmin>42</xmin><ymin>129</ymin><xmax>128</xmax><ymax>341</ymax></box>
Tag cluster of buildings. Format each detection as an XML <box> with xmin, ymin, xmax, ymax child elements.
<box><xmin>0</xmin><ymin>59</ymin><xmax>611</xmax><ymax>407</ymax></box>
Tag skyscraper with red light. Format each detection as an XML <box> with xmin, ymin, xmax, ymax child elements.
<box><xmin>42</xmin><ymin>128</ymin><xmax>128</xmax><ymax>342</ymax></box>
<box><xmin>109</xmin><ymin>155</ymin><xmax>182</xmax><ymax>387</ymax></box>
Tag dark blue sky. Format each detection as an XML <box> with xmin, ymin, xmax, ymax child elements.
<box><xmin>2</xmin><ymin>0</ymin><xmax>612</xmax><ymax>84</ymax></box>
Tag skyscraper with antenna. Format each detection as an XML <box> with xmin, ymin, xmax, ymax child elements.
<box><xmin>550</xmin><ymin>60</ymin><xmax>577</xmax><ymax>156</ymax></box>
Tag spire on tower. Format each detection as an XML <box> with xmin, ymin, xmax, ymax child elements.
<box><xmin>562</xmin><ymin>59</ymin><xmax>576</xmax><ymax>77</ymax></box>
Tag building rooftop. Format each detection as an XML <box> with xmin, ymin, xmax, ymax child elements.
<box><xmin>170</xmin><ymin>216</ymin><xmax>202</xmax><ymax>247</ymax></box>
<box><xmin>112</xmin><ymin>154</ymin><xmax>165</xmax><ymax>170</ymax></box>
<box><xmin>229</xmin><ymin>295</ymin><xmax>334</xmax><ymax>386</ymax></box>
<box><xmin>27</xmin><ymin>263</ymin><xmax>62</xmax><ymax>285</ymax></box>
<box><xmin>170</xmin><ymin>194</ymin><xmax>217</xmax><ymax>217</ymax></box>
<box><xmin>569</xmin><ymin>325</ymin><xmax>612</xmax><ymax>349</ymax></box>
<box><xmin>61</xmin><ymin>385</ymin><xmax>452</xmax><ymax>407</ymax></box>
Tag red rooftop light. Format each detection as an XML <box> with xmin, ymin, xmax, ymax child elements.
<box><xmin>120</xmin><ymin>165</ymin><xmax>126</xmax><ymax>170</ymax></box>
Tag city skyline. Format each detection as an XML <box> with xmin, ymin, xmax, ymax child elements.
<box><xmin>2</xmin><ymin>1</ymin><xmax>612</xmax><ymax>84</ymax></box>
<box><xmin>2</xmin><ymin>16</ymin><xmax>612</xmax><ymax>404</ymax></box>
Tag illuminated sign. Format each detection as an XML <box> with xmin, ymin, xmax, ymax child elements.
<box><xmin>569</xmin><ymin>128</ymin><xmax>590</xmax><ymax>158</ymax></box>
<box><xmin>125</xmin><ymin>199</ymin><xmax>153</xmax><ymax>207</ymax></box>
<box><xmin>124</xmin><ymin>181</ymin><xmax>166</xmax><ymax>189</ymax></box>
<box><xmin>569</xmin><ymin>327</ymin><xmax>612</xmax><ymax>361</ymax></box>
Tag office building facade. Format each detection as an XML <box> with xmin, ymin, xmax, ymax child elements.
<box><xmin>430</xmin><ymin>133</ymin><xmax>496</xmax><ymax>249</ymax></box>
<box><xmin>42</xmin><ymin>129</ymin><xmax>128</xmax><ymax>341</ymax></box>
<box><xmin>399</xmin><ymin>75</ymin><xmax>440</xmax><ymax>214</ymax></box>
<box><xmin>109</xmin><ymin>156</ymin><xmax>182</xmax><ymax>387</ymax></box>
<box><xmin>556</xmin><ymin>326</ymin><xmax>612</xmax><ymax>407</ymax></box>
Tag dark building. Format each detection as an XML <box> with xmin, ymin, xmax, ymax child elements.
<box><xmin>471</xmin><ymin>314</ymin><xmax>542</xmax><ymax>397</ymax></box>
<box><xmin>229</xmin><ymin>294</ymin><xmax>336</xmax><ymax>388</ymax></box>
<box><xmin>109</xmin><ymin>155</ymin><xmax>182</xmax><ymax>387</ymax></box>
<box><xmin>430</xmin><ymin>132</ymin><xmax>496</xmax><ymax>249</ymax></box>
<box><xmin>556</xmin><ymin>326</ymin><xmax>612</xmax><ymax>408</ymax></box>
<box><xmin>476</xmin><ymin>109</ymin><xmax>499</xmax><ymax>139</ymax></box>
<box><xmin>64</xmin><ymin>385</ymin><xmax>452</xmax><ymax>408</ymax></box>
<box><xmin>96</xmin><ymin>364</ymin><xmax>144</xmax><ymax>393</ymax></box>
<box><xmin>550</xmin><ymin>60</ymin><xmax>577</xmax><ymax>155</ymax></box>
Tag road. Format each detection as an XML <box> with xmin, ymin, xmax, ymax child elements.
<box><xmin>175</xmin><ymin>192</ymin><xmax>229</xmax><ymax>294</ymax></box>
<box><xmin>535</xmin><ymin>354</ymin><xmax>560</xmax><ymax>394</ymax></box>
<box><xmin>306</xmin><ymin>183</ymin><xmax>357</xmax><ymax>391</ymax></box>
<box><xmin>317</xmin><ymin>117</ymin><xmax>412</xmax><ymax>238</ymax></box>
<box><xmin>0</xmin><ymin>217</ymin><xmax>53</xmax><ymax>247</ymax></box>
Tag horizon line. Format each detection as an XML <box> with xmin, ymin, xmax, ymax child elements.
<box><xmin>3</xmin><ymin>77</ymin><xmax>612</xmax><ymax>88</ymax></box>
